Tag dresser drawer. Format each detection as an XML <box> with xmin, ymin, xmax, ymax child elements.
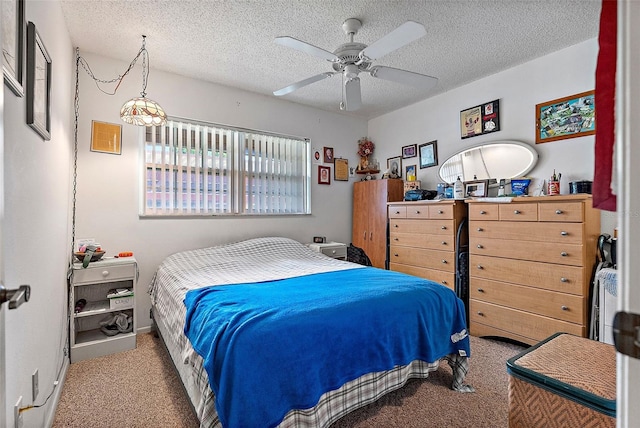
<box><xmin>429</xmin><ymin>204</ymin><xmax>453</xmax><ymax>219</ymax></box>
<box><xmin>470</xmin><ymin>237</ymin><xmax>584</xmax><ymax>266</ymax></box>
<box><xmin>73</xmin><ymin>263</ymin><xmax>136</xmax><ymax>285</ymax></box>
<box><xmin>388</xmin><ymin>205</ymin><xmax>407</xmax><ymax>218</ymax></box>
<box><xmin>499</xmin><ymin>203</ymin><xmax>538</xmax><ymax>221</ymax></box>
<box><xmin>470</xmin><ymin>278</ymin><xmax>585</xmax><ymax>324</ymax></box>
<box><xmin>389</xmin><ymin>219</ymin><xmax>455</xmax><ymax>235</ymax></box>
<box><xmin>389</xmin><ymin>263</ymin><xmax>455</xmax><ymax>290</ymax></box>
<box><xmin>469</xmin><ymin>221</ymin><xmax>584</xmax><ymax>245</ymax></box>
<box><xmin>389</xmin><ymin>245</ymin><xmax>455</xmax><ymax>272</ymax></box>
<box><xmin>469</xmin><ymin>300</ymin><xmax>584</xmax><ymax>343</ymax></box>
<box><xmin>538</xmin><ymin>201</ymin><xmax>584</xmax><ymax>222</ymax></box>
<box><xmin>405</xmin><ymin>205</ymin><xmax>430</xmax><ymax>219</ymax></box>
<box><xmin>469</xmin><ymin>254</ymin><xmax>585</xmax><ymax>295</ymax></box>
<box><xmin>389</xmin><ymin>232</ymin><xmax>454</xmax><ymax>251</ymax></box>
<box><xmin>468</xmin><ymin>204</ymin><xmax>499</xmax><ymax>220</ymax></box>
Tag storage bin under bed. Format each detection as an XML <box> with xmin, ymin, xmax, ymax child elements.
<box><xmin>506</xmin><ymin>332</ymin><xmax>616</xmax><ymax>428</ymax></box>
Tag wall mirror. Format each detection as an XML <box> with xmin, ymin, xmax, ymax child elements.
<box><xmin>438</xmin><ymin>140</ymin><xmax>538</xmax><ymax>183</ymax></box>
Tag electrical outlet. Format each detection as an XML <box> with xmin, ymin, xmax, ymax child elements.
<box><xmin>14</xmin><ymin>396</ymin><xmax>23</xmax><ymax>428</ymax></box>
<box><xmin>32</xmin><ymin>369</ymin><xmax>39</xmax><ymax>401</ymax></box>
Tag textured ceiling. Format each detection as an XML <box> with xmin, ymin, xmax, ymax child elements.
<box><xmin>59</xmin><ymin>0</ymin><xmax>602</xmax><ymax>120</ymax></box>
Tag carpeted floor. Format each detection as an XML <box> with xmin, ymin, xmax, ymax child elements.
<box><xmin>52</xmin><ymin>333</ymin><xmax>526</xmax><ymax>427</ymax></box>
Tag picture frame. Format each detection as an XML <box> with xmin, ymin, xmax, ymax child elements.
<box><xmin>26</xmin><ymin>22</ymin><xmax>51</xmax><ymax>140</ymax></box>
<box><xmin>402</xmin><ymin>144</ymin><xmax>417</xmax><ymax>159</ymax></box>
<box><xmin>334</xmin><ymin>158</ymin><xmax>349</xmax><ymax>181</ymax></box>
<box><xmin>318</xmin><ymin>165</ymin><xmax>331</xmax><ymax>185</ymax></box>
<box><xmin>312</xmin><ymin>147</ymin><xmax>322</xmax><ymax>164</ymax></box>
<box><xmin>535</xmin><ymin>90</ymin><xmax>595</xmax><ymax>144</ymax></box>
<box><xmin>405</xmin><ymin>164</ymin><xmax>416</xmax><ymax>180</ymax></box>
<box><xmin>387</xmin><ymin>156</ymin><xmax>402</xmax><ymax>178</ymax></box>
<box><xmin>419</xmin><ymin>140</ymin><xmax>438</xmax><ymax>168</ymax></box>
<box><xmin>464</xmin><ymin>179</ymin><xmax>489</xmax><ymax>197</ymax></box>
<box><xmin>2</xmin><ymin>0</ymin><xmax>24</xmax><ymax>96</ymax></box>
<box><xmin>91</xmin><ymin>120</ymin><xmax>122</xmax><ymax>155</ymax></box>
<box><xmin>323</xmin><ymin>146</ymin><xmax>334</xmax><ymax>163</ymax></box>
<box><xmin>460</xmin><ymin>99</ymin><xmax>500</xmax><ymax>139</ymax></box>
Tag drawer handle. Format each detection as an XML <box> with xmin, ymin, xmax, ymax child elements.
<box><xmin>102</xmin><ymin>270</ymin><xmax>109</xmax><ymax>277</ymax></box>
<box><xmin>394</xmin><ymin>224</ymin><xmax>398</xmax><ymax>228</ymax></box>
<box><xmin>441</xmin><ymin>241</ymin><xmax>447</xmax><ymax>245</ymax></box>
<box><xmin>369</xmin><ymin>232</ymin><xmax>373</xmax><ymax>240</ymax></box>
<box><xmin>514</xmin><ymin>210</ymin><xmax>521</xmax><ymax>214</ymax></box>
<box><xmin>395</xmin><ymin>210</ymin><xmax>400</xmax><ymax>214</ymax></box>
<box><xmin>438</xmin><ymin>210</ymin><xmax>444</xmax><ymax>214</ymax></box>
<box><xmin>394</xmin><ymin>253</ymin><xmax>399</xmax><ymax>257</ymax></box>
<box><xmin>441</xmin><ymin>259</ymin><xmax>448</xmax><ymax>264</ymax></box>
<box><xmin>477</xmin><ymin>311</ymin><xmax>484</xmax><ymax>316</ymax></box>
<box><xmin>556</xmin><ymin>209</ymin><xmax>563</xmax><ymax>214</ymax></box>
<box><xmin>477</xmin><ymin>244</ymin><xmax>483</xmax><ymax>249</ymax></box>
<box><xmin>331</xmin><ymin>250</ymin><xmax>336</xmax><ymax>254</ymax></box>
<box><xmin>480</xmin><ymin>210</ymin><xmax>486</xmax><ymax>215</ymax></box>
<box><xmin>441</xmin><ymin>226</ymin><xmax>447</xmax><ymax>230</ymax></box>
<box><xmin>477</xmin><ymin>227</ymin><xmax>483</xmax><ymax>232</ymax></box>
<box><xmin>561</xmin><ymin>277</ymin><xmax>568</xmax><ymax>283</ymax></box>
<box><xmin>561</xmin><ymin>305</ymin><xmax>569</xmax><ymax>311</ymax></box>
<box><xmin>477</xmin><ymin>265</ymin><xmax>484</xmax><ymax>270</ymax></box>
<box><xmin>441</xmin><ymin>280</ymin><xmax>448</xmax><ymax>285</ymax></box>
<box><xmin>394</xmin><ymin>237</ymin><xmax>399</xmax><ymax>241</ymax></box>
<box><xmin>415</xmin><ymin>210</ymin><xmax>421</xmax><ymax>214</ymax></box>
<box><xmin>363</xmin><ymin>231</ymin><xmax>367</xmax><ymax>239</ymax></box>
<box><xmin>477</xmin><ymin>288</ymin><xmax>484</xmax><ymax>293</ymax></box>
<box><xmin>561</xmin><ymin>251</ymin><xmax>568</xmax><ymax>257</ymax></box>
<box><xmin>561</xmin><ymin>231</ymin><xmax>568</xmax><ymax>236</ymax></box>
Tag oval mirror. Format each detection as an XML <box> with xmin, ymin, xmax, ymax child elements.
<box><xmin>438</xmin><ymin>140</ymin><xmax>538</xmax><ymax>183</ymax></box>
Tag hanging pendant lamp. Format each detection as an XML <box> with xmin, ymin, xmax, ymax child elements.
<box><xmin>120</xmin><ymin>36</ymin><xmax>167</xmax><ymax>126</ymax></box>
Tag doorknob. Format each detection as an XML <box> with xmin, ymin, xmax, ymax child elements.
<box><xmin>613</xmin><ymin>311</ymin><xmax>640</xmax><ymax>359</ymax></box>
<box><xmin>0</xmin><ymin>284</ymin><xmax>31</xmax><ymax>309</ymax></box>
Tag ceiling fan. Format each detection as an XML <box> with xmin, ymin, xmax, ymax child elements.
<box><xmin>273</xmin><ymin>18</ymin><xmax>438</xmax><ymax>111</ymax></box>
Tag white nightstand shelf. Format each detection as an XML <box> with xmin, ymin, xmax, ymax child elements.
<box><xmin>308</xmin><ymin>242</ymin><xmax>347</xmax><ymax>260</ymax></box>
<box><xmin>70</xmin><ymin>257</ymin><xmax>138</xmax><ymax>362</ymax></box>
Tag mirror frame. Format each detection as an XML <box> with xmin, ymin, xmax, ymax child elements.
<box><xmin>438</xmin><ymin>140</ymin><xmax>538</xmax><ymax>183</ymax></box>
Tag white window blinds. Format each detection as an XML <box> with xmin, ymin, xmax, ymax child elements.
<box><xmin>143</xmin><ymin>119</ymin><xmax>310</xmax><ymax>216</ymax></box>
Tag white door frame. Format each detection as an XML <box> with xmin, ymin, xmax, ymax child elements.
<box><xmin>0</xmin><ymin>5</ymin><xmax>7</xmax><ymax>425</ymax></box>
<box><xmin>616</xmin><ymin>2</ymin><xmax>640</xmax><ymax>427</ymax></box>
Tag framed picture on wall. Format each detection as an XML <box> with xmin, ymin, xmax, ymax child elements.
<box><xmin>535</xmin><ymin>90</ymin><xmax>595</xmax><ymax>144</ymax></box>
<box><xmin>387</xmin><ymin>156</ymin><xmax>402</xmax><ymax>178</ymax></box>
<box><xmin>91</xmin><ymin>121</ymin><xmax>122</xmax><ymax>154</ymax></box>
<box><xmin>2</xmin><ymin>0</ymin><xmax>25</xmax><ymax>96</ymax></box>
<box><xmin>334</xmin><ymin>158</ymin><xmax>349</xmax><ymax>181</ymax></box>
<box><xmin>26</xmin><ymin>21</ymin><xmax>52</xmax><ymax>140</ymax></box>
<box><xmin>419</xmin><ymin>140</ymin><xmax>438</xmax><ymax>168</ymax></box>
<box><xmin>460</xmin><ymin>99</ymin><xmax>500</xmax><ymax>139</ymax></box>
<box><xmin>318</xmin><ymin>165</ymin><xmax>331</xmax><ymax>185</ymax></box>
<box><xmin>402</xmin><ymin>144</ymin><xmax>417</xmax><ymax>158</ymax></box>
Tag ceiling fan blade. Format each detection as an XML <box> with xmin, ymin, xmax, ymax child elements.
<box><xmin>369</xmin><ymin>66</ymin><xmax>438</xmax><ymax>90</ymax></box>
<box><xmin>344</xmin><ymin>78</ymin><xmax>362</xmax><ymax>111</ymax></box>
<box><xmin>273</xmin><ymin>72</ymin><xmax>335</xmax><ymax>96</ymax></box>
<box><xmin>275</xmin><ymin>36</ymin><xmax>339</xmax><ymax>62</ymax></box>
<box><xmin>360</xmin><ymin>21</ymin><xmax>426</xmax><ymax>61</ymax></box>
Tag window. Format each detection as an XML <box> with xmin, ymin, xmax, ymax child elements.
<box><xmin>143</xmin><ymin>118</ymin><xmax>310</xmax><ymax>216</ymax></box>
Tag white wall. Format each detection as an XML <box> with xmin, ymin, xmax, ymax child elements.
<box><xmin>3</xmin><ymin>2</ymin><xmax>73</xmax><ymax>427</ymax></box>
<box><xmin>369</xmin><ymin>38</ymin><xmax>616</xmax><ymax>233</ymax></box>
<box><xmin>74</xmin><ymin>52</ymin><xmax>367</xmax><ymax>332</ymax></box>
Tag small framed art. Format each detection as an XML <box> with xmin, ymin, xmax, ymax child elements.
<box><xmin>535</xmin><ymin>90</ymin><xmax>595</xmax><ymax>144</ymax></box>
<box><xmin>402</xmin><ymin>144</ymin><xmax>417</xmax><ymax>158</ymax></box>
<box><xmin>405</xmin><ymin>164</ymin><xmax>416</xmax><ymax>181</ymax></box>
<box><xmin>26</xmin><ymin>21</ymin><xmax>52</xmax><ymax>140</ymax></box>
<box><xmin>464</xmin><ymin>179</ymin><xmax>489</xmax><ymax>197</ymax></box>
<box><xmin>334</xmin><ymin>158</ymin><xmax>349</xmax><ymax>181</ymax></box>
<box><xmin>419</xmin><ymin>141</ymin><xmax>438</xmax><ymax>168</ymax></box>
<box><xmin>2</xmin><ymin>0</ymin><xmax>25</xmax><ymax>96</ymax></box>
<box><xmin>460</xmin><ymin>99</ymin><xmax>500</xmax><ymax>139</ymax></box>
<box><xmin>387</xmin><ymin>156</ymin><xmax>402</xmax><ymax>178</ymax></box>
<box><xmin>91</xmin><ymin>121</ymin><xmax>122</xmax><ymax>154</ymax></box>
<box><xmin>323</xmin><ymin>147</ymin><xmax>334</xmax><ymax>163</ymax></box>
<box><xmin>318</xmin><ymin>165</ymin><xmax>331</xmax><ymax>185</ymax></box>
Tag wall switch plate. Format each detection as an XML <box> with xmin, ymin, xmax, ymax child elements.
<box><xmin>14</xmin><ymin>396</ymin><xmax>23</xmax><ymax>428</ymax></box>
<box><xmin>32</xmin><ymin>369</ymin><xmax>39</xmax><ymax>401</ymax></box>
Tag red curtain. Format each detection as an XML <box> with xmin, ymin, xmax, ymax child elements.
<box><xmin>593</xmin><ymin>0</ymin><xmax>617</xmax><ymax>211</ymax></box>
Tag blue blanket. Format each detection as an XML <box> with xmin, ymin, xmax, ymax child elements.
<box><xmin>184</xmin><ymin>267</ymin><xmax>470</xmax><ymax>428</ymax></box>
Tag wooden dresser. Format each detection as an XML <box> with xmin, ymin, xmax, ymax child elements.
<box><xmin>466</xmin><ymin>195</ymin><xmax>600</xmax><ymax>345</ymax></box>
<box><xmin>387</xmin><ymin>200</ymin><xmax>467</xmax><ymax>290</ymax></box>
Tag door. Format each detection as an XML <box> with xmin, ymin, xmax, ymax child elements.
<box><xmin>0</xmin><ymin>8</ymin><xmax>6</xmax><ymax>424</ymax></box>
<box><xmin>617</xmin><ymin>2</ymin><xmax>640</xmax><ymax>426</ymax></box>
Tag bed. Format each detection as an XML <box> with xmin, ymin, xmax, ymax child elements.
<box><xmin>149</xmin><ymin>237</ymin><xmax>472</xmax><ymax>428</ymax></box>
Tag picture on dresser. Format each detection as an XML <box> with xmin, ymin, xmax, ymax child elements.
<box><xmin>464</xmin><ymin>179</ymin><xmax>488</xmax><ymax>197</ymax></box>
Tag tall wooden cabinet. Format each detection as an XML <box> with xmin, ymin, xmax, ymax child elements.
<box><xmin>352</xmin><ymin>179</ymin><xmax>404</xmax><ymax>268</ymax></box>
<box><xmin>387</xmin><ymin>200</ymin><xmax>467</xmax><ymax>290</ymax></box>
<box><xmin>466</xmin><ymin>195</ymin><xmax>600</xmax><ymax>345</ymax></box>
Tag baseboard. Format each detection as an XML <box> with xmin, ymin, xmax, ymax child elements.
<box><xmin>45</xmin><ymin>355</ymin><xmax>70</xmax><ymax>428</ymax></box>
<box><xmin>137</xmin><ymin>325</ymin><xmax>153</xmax><ymax>334</ymax></box>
